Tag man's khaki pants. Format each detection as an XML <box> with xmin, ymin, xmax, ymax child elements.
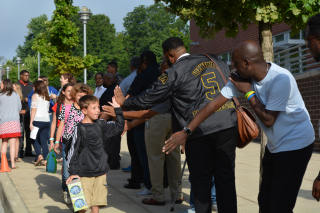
<box><xmin>145</xmin><ymin>113</ymin><xmax>182</xmax><ymax>202</ymax></box>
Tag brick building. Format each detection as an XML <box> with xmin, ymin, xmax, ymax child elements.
<box><xmin>190</xmin><ymin>19</ymin><xmax>320</xmax><ymax>151</ymax></box>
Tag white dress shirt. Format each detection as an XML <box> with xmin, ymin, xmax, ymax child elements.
<box><xmin>94</xmin><ymin>85</ymin><xmax>107</xmax><ymax>99</ymax></box>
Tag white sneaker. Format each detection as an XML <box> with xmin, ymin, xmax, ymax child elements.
<box><xmin>136</xmin><ymin>188</ymin><xmax>151</xmax><ymax>197</ymax></box>
<box><xmin>62</xmin><ymin>190</ymin><xmax>72</xmax><ymax>205</ymax></box>
<box><xmin>212</xmin><ymin>204</ymin><xmax>218</xmax><ymax>212</ymax></box>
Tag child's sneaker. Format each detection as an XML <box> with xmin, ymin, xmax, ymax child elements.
<box><xmin>136</xmin><ymin>188</ymin><xmax>151</xmax><ymax>196</ymax></box>
<box><xmin>62</xmin><ymin>190</ymin><xmax>72</xmax><ymax>205</ymax></box>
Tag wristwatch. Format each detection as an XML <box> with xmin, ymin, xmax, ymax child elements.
<box><xmin>183</xmin><ymin>127</ymin><xmax>192</xmax><ymax>136</ymax></box>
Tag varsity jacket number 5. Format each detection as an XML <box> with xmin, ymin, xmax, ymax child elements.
<box><xmin>124</xmin><ymin>54</ymin><xmax>238</xmax><ymax>140</ymax></box>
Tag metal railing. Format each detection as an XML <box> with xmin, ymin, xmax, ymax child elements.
<box><xmin>274</xmin><ymin>43</ymin><xmax>318</xmax><ymax>74</ymax></box>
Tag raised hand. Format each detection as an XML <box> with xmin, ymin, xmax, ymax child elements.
<box><xmin>101</xmin><ymin>105</ymin><xmax>116</xmax><ymax>117</ymax></box>
<box><xmin>162</xmin><ymin>130</ymin><xmax>188</xmax><ymax>154</ymax></box>
<box><xmin>312</xmin><ymin>179</ymin><xmax>320</xmax><ymax>201</ymax></box>
<box><xmin>108</xmin><ymin>96</ymin><xmax>120</xmax><ymax>108</ymax></box>
<box><xmin>114</xmin><ymin>86</ymin><xmax>126</xmax><ymax>107</ymax></box>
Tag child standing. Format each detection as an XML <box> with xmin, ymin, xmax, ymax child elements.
<box><xmin>66</xmin><ymin>95</ymin><xmax>124</xmax><ymax>213</ymax></box>
<box><xmin>54</xmin><ymin>83</ymin><xmax>93</xmax><ymax>205</ymax></box>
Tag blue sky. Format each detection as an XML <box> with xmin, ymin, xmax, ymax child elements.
<box><xmin>0</xmin><ymin>0</ymin><xmax>155</xmax><ymax>61</ymax></box>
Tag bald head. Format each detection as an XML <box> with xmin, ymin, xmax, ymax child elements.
<box><xmin>233</xmin><ymin>40</ymin><xmax>265</xmax><ymax>64</ymax></box>
<box><xmin>103</xmin><ymin>73</ymin><xmax>116</xmax><ymax>87</ymax></box>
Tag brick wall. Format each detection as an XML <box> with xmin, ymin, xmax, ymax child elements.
<box><xmin>190</xmin><ymin>19</ymin><xmax>291</xmax><ymax>55</ymax></box>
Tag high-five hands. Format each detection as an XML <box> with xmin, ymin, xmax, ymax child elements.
<box><xmin>114</xmin><ymin>86</ymin><xmax>126</xmax><ymax>107</ymax></box>
<box><xmin>108</xmin><ymin>96</ymin><xmax>120</xmax><ymax>108</ymax></box>
<box><xmin>101</xmin><ymin>105</ymin><xmax>116</xmax><ymax>118</ymax></box>
<box><xmin>162</xmin><ymin>130</ymin><xmax>188</xmax><ymax>154</ymax></box>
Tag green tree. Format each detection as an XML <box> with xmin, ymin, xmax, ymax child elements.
<box><xmin>32</xmin><ymin>0</ymin><xmax>100</xmax><ymax>77</ymax></box>
<box><xmin>123</xmin><ymin>2</ymin><xmax>190</xmax><ymax>63</ymax></box>
<box><xmin>16</xmin><ymin>15</ymin><xmax>48</xmax><ymax>60</ymax></box>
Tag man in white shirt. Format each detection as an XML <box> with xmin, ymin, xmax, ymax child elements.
<box><xmin>164</xmin><ymin>40</ymin><xmax>315</xmax><ymax>213</ymax></box>
<box><xmin>119</xmin><ymin>56</ymin><xmax>139</xmax><ymax>97</ymax></box>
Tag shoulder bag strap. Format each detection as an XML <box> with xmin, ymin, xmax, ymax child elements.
<box><xmin>77</xmin><ymin>123</ymin><xmax>87</xmax><ymax>159</ymax></box>
<box><xmin>203</xmin><ymin>54</ymin><xmax>242</xmax><ymax>111</ymax></box>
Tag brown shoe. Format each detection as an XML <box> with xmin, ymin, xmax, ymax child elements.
<box><xmin>142</xmin><ymin>198</ymin><xmax>165</xmax><ymax>206</ymax></box>
<box><xmin>175</xmin><ymin>198</ymin><xmax>184</xmax><ymax>204</ymax></box>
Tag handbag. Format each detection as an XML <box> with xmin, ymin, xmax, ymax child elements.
<box><xmin>203</xmin><ymin>54</ymin><xmax>259</xmax><ymax>148</ymax></box>
<box><xmin>46</xmin><ymin>149</ymin><xmax>57</xmax><ymax>173</ymax></box>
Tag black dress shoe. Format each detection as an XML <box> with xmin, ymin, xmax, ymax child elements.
<box><xmin>25</xmin><ymin>152</ymin><xmax>37</xmax><ymax>157</ymax></box>
<box><xmin>124</xmin><ymin>182</ymin><xmax>141</xmax><ymax>189</ymax></box>
<box><xmin>175</xmin><ymin>198</ymin><xmax>184</xmax><ymax>204</ymax></box>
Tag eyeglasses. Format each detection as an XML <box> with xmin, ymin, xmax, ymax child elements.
<box><xmin>305</xmin><ymin>37</ymin><xmax>318</xmax><ymax>46</ymax></box>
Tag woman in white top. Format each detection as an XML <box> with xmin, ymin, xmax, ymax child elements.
<box><xmin>93</xmin><ymin>72</ymin><xmax>106</xmax><ymax>99</ymax></box>
<box><xmin>30</xmin><ymin>81</ymin><xmax>50</xmax><ymax>166</ymax></box>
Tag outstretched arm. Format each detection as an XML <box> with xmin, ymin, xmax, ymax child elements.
<box><xmin>163</xmin><ymin>94</ymin><xmax>229</xmax><ymax>154</ymax></box>
<box><xmin>102</xmin><ymin>105</ymin><xmax>158</xmax><ymax>120</ymax></box>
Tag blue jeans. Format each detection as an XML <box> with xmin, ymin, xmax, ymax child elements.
<box><xmin>32</xmin><ymin>121</ymin><xmax>50</xmax><ymax>161</ymax></box>
<box><xmin>134</xmin><ymin>129</ymin><xmax>152</xmax><ymax>189</ymax></box>
<box><xmin>190</xmin><ymin>175</ymin><xmax>216</xmax><ymax>210</ymax></box>
<box><xmin>62</xmin><ymin>143</ymin><xmax>69</xmax><ymax>191</ymax></box>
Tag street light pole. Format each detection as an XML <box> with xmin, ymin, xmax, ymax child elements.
<box><xmin>0</xmin><ymin>65</ymin><xmax>2</xmax><ymax>82</ymax></box>
<box><xmin>16</xmin><ymin>57</ymin><xmax>21</xmax><ymax>80</ymax></box>
<box><xmin>38</xmin><ymin>52</ymin><xmax>40</xmax><ymax>78</ymax></box>
<box><xmin>78</xmin><ymin>6</ymin><xmax>92</xmax><ymax>85</ymax></box>
<box><xmin>6</xmin><ymin>67</ymin><xmax>10</xmax><ymax>79</ymax></box>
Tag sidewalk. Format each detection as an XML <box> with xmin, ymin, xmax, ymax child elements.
<box><xmin>1</xmin><ymin>136</ymin><xmax>320</xmax><ymax>212</ymax></box>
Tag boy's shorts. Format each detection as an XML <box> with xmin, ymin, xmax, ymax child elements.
<box><xmin>81</xmin><ymin>174</ymin><xmax>108</xmax><ymax>208</ymax></box>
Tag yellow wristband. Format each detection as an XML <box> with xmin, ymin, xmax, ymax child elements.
<box><xmin>245</xmin><ymin>91</ymin><xmax>255</xmax><ymax>99</ymax></box>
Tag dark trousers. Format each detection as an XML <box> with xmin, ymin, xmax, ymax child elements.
<box><xmin>105</xmin><ymin>134</ymin><xmax>121</xmax><ymax>168</ymax></box>
<box><xmin>134</xmin><ymin>129</ymin><xmax>152</xmax><ymax>189</ymax></box>
<box><xmin>258</xmin><ymin>142</ymin><xmax>314</xmax><ymax>213</ymax></box>
<box><xmin>186</xmin><ymin>126</ymin><xmax>238</xmax><ymax>213</ymax></box>
<box><xmin>18</xmin><ymin>116</ymin><xmax>25</xmax><ymax>155</ymax></box>
<box><xmin>127</xmin><ymin>128</ymin><xmax>143</xmax><ymax>183</ymax></box>
<box><xmin>32</xmin><ymin>121</ymin><xmax>50</xmax><ymax>160</ymax></box>
<box><xmin>23</xmin><ymin>115</ymin><xmax>32</xmax><ymax>154</ymax></box>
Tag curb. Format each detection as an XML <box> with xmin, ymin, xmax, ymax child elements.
<box><xmin>0</xmin><ymin>173</ymin><xmax>29</xmax><ymax>213</ymax></box>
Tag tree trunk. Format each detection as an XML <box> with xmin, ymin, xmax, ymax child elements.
<box><xmin>258</xmin><ymin>21</ymin><xmax>273</xmax><ymax>213</ymax></box>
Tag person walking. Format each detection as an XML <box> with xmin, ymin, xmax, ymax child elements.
<box><xmin>114</xmin><ymin>37</ymin><xmax>238</xmax><ymax>213</ymax></box>
<box><xmin>0</xmin><ymin>79</ymin><xmax>22</xmax><ymax>169</ymax></box>
<box><xmin>13</xmin><ymin>83</ymin><xmax>27</xmax><ymax>163</ymax></box>
<box><xmin>306</xmin><ymin>13</ymin><xmax>320</xmax><ymax>202</ymax></box>
<box><xmin>16</xmin><ymin>70</ymin><xmax>34</xmax><ymax>158</ymax></box>
<box><xmin>30</xmin><ymin>81</ymin><xmax>51</xmax><ymax>166</ymax></box>
<box><xmin>165</xmin><ymin>40</ymin><xmax>315</xmax><ymax>213</ymax></box>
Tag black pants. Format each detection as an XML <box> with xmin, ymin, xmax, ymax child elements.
<box><xmin>22</xmin><ymin>115</ymin><xmax>32</xmax><ymax>154</ymax></box>
<box><xmin>127</xmin><ymin>128</ymin><xmax>143</xmax><ymax>183</ymax></box>
<box><xmin>258</xmin><ymin>142</ymin><xmax>314</xmax><ymax>213</ymax></box>
<box><xmin>186</xmin><ymin>126</ymin><xmax>238</xmax><ymax>213</ymax></box>
<box><xmin>104</xmin><ymin>133</ymin><xmax>121</xmax><ymax>168</ymax></box>
<box><xmin>18</xmin><ymin>116</ymin><xmax>25</xmax><ymax>155</ymax></box>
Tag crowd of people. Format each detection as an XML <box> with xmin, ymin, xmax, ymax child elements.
<box><xmin>0</xmin><ymin>13</ymin><xmax>320</xmax><ymax>213</ymax></box>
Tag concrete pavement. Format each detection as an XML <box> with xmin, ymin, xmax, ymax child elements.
<box><xmin>1</xmin><ymin>135</ymin><xmax>320</xmax><ymax>212</ymax></box>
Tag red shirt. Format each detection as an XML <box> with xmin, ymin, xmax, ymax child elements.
<box><xmin>52</xmin><ymin>103</ymin><xmax>63</xmax><ymax>127</ymax></box>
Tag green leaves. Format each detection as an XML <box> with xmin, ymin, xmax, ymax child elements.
<box><xmin>32</xmin><ymin>0</ymin><xmax>100</xmax><ymax>78</ymax></box>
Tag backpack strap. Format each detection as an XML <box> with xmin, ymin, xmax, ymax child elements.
<box><xmin>96</xmin><ymin>119</ymin><xmax>106</xmax><ymax>144</ymax></box>
<box><xmin>56</xmin><ymin>103</ymin><xmax>61</xmax><ymax>123</ymax></box>
<box><xmin>77</xmin><ymin>123</ymin><xmax>87</xmax><ymax>159</ymax></box>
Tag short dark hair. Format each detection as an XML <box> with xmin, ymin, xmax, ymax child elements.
<box><xmin>308</xmin><ymin>13</ymin><xmax>320</xmax><ymax>37</ymax></box>
<box><xmin>39</xmin><ymin>75</ymin><xmax>49</xmax><ymax>84</ymax></box>
<box><xmin>20</xmin><ymin>70</ymin><xmax>29</xmax><ymax>76</ymax></box>
<box><xmin>95</xmin><ymin>72</ymin><xmax>105</xmax><ymax>78</ymax></box>
<box><xmin>79</xmin><ymin>95</ymin><xmax>99</xmax><ymax>110</ymax></box>
<box><xmin>162</xmin><ymin>37</ymin><xmax>185</xmax><ymax>53</ymax></box>
<box><xmin>140</xmin><ymin>51</ymin><xmax>157</xmax><ymax>66</ymax></box>
<box><xmin>107</xmin><ymin>62</ymin><xmax>118</xmax><ymax>70</ymax></box>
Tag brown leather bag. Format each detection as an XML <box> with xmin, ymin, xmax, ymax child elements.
<box><xmin>203</xmin><ymin>54</ymin><xmax>259</xmax><ymax>148</ymax></box>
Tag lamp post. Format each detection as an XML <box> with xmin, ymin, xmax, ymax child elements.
<box><xmin>78</xmin><ymin>6</ymin><xmax>92</xmax><ymax>85</ymax></box>
<box><xmin>16</xmin><ymin>57</ymin><xmax>21</xmax><ymax>80</ymax></box>
<box><xmin>0</xmin><ymin>65</ymin><xmax>2</xmax><ymax>82</ymax></box>
<box><xmin>6</xmin><ymin>67</ymin><xmax>10</xmax><ymax>79</ymax></box>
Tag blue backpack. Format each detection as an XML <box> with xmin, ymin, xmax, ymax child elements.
<box><xmin>46</xmin><ymin>149</ymin><xmax>57</xmax><ymax>173</ymax></box>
